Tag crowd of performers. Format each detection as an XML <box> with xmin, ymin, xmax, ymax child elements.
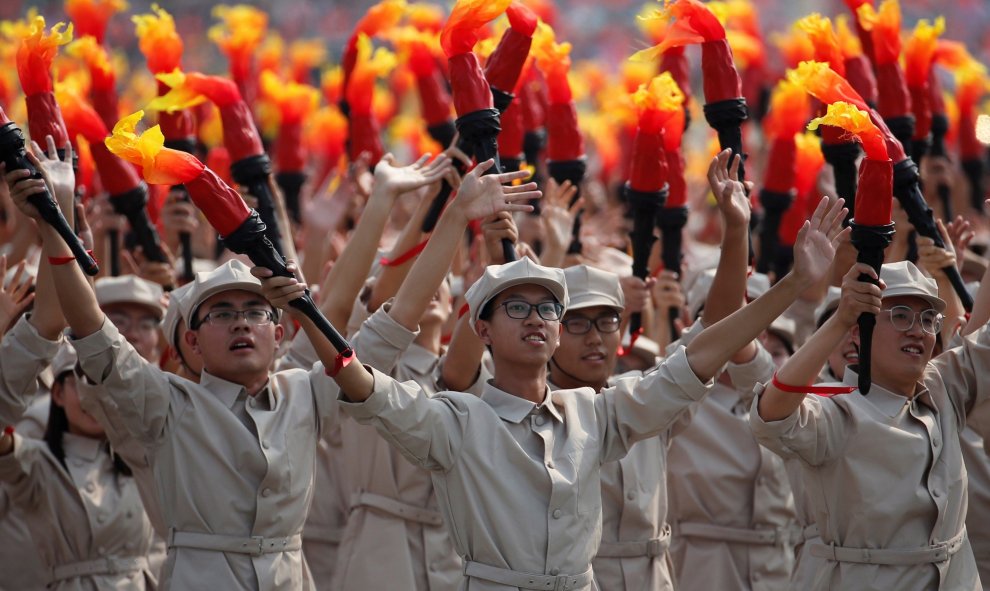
<box><xmin>1</xmin><ymin>0</ymin><xmax>990</xmax><ymax>589</ymax></box>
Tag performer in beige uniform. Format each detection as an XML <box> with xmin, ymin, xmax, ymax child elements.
<box><xmin>257</xmin><ymin>157</ymin><xmax>848</xmax><ymax>590</ymax></box>
<box><xmin>752</xmin><ymin>260</ymin><xmax>990</xmax><ymax>590</ymax></box>
<box><xmin>546</xmin><ymin>264</ymin><xmax>679</xmax><ymax>591</ymax></box>
<box><xmin>0</xmin><ymin>343</ymin><xmax>160</xmax><ymax>590</ymax></box>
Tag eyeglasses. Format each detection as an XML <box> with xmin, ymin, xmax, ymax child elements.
<box><xmin>881</xmin><ymin>306</ymin><xmax>943</xmax><ymax>335</ymax></box>
<box><xmin>198</xmin><ymin>308</ymin><xmax>275</xmax><ymax>327</ymax></box>
<box><xmin>500</xmin><ymin>300</ymin><xmax>564</xmax><ymax>322</ymax></box>
<box><xmin>107</xmin><ymin>313</ymin><xmax>160</xmax><ymax>333</ymax></box>
<box><xmin>562</xmin><ymin>313</ymin><xmax>621</xmax><ymax>335</ymax></box>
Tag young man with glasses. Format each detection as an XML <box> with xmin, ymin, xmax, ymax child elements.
<box><xmin>94</xmin><ymin>275</ymin><xmax>165</xmax><ymax>362</ymax></box>
<box><xmin>753</xmin><ymin>260</ymin><xmax>990</xmax><ymax>590</ymax></box>
<box><xmin>258</xmin><ymin>169</ymin><xmax>848</xmax><ymax>590</ymax></box>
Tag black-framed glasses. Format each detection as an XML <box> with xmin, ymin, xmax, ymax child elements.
<box><xmin>881</xmin><ymin>306</ymin><xmax>943</xmax><ymax>335</ymax></box>
<box><xmin>199</xmin><ymin>308</ymin><xmax>275</xmax><ymax>327</ymax></box>
<box><xmin>500</xmin><ymin>300</ymin><xmax>564</xmax><ymax>321</ymax></box>
<box><xmin>562</xmin><ymin>313</ymin><xmax>621</xmax><ymax>335</ymax></box>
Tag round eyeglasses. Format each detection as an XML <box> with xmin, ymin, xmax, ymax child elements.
<box><xmin>881</xmin><ymin>306</ymin><xmax>943</xmax><ymax>335</ymax></box>
<box><xmin>500</xmin><ymin>300</ymin><xmax>564</xmax><ymax>322</ymax></box>
<box><xmin>199</xmin><ymin>309</ymin><xmax>275</xmax><ymax>327</ymax></box>
<box><xmin>562</xmin><ymin>313</ymin><xmax>621</xmax><ymax>335</ymax></box>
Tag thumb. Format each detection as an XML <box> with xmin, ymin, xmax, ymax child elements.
<box><xmin>470</xmin><ymin>159</ymin><xmax>495</xmax><ymax>178</ymax></box>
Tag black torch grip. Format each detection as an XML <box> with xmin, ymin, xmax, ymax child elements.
<box><xmin>703</xmin><ymin>98</ymin><xmax>749</xmax><ymax>184</ymax></box>
<box><xmin>230</xmin><ymin>155</ymin><xmax>285</xmax><ymax>255</ymax></box>
<box><xmin>28</xmin><ymin>192</ymin><xmax>99</xmax><ymax>275</ymax></box>
<box><xmin>658</xmin><ymin>206</ymin><xmax>688</xmax><ymax>341</ymax></box>
<box><xmin>223</xmin><ymin>210</ymin><xmax>351</xmax><ymax>353</ymax></box>
<box><xmin>108</xmin><ymin>229</ymin><xmax>121</xmax><ymax>277</ymax></box>
<box><xmin>109</xmin><ymin>184</ymin><xmax>167</xmax><ymax>263</ymax></box>
<box><xmin>937</xmin><ymin>183</ymin><xmax>953</xmax><ymax>221</ymax></box>
<box><xmin>422</xmin><ymin>135</ymin><xmax>473</xmax><ymax>233</ymax></box>
<box><xmin>850</xmin><ymin>221</ymin><xmax>895</xmax><ymax>394</ymax></box>
<box><xmin>180</xmin><ymin>232</ymin><xmax>194</xmax><ymax>282</ymax></box>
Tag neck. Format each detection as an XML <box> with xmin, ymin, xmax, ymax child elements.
<box><xmin>492</xmin><ymin>361</ymin><xmax>549</xmax><ymax>404</ymax></box>
<box><xmin>212</xmin><ymin>369</ymin><xmax>269</xmax><ymax>397</ymax></box>
<box><xmin>549</xmin><ymin>357</ymin><xmax>606</xmax><ymax>393</ymax></box>
<box><xmin>414</xmin><ymin>320</ymin><xmax>443</xmax><ymax>355</ymax></box>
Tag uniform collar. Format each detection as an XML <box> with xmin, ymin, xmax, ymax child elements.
<box><xmin>842</xmin><ymin>367</ymin><xmax>935</xmax><ymax>417</ymax></box>
<box><xmin>200</xmin><ymin>370</ymin><xmax>275</xmax><ymax>411</ymax></box>
<box><xmin>62</xmin><ymin>432</ymin><xmax>104</xmax><ymax>461</ymax></box>
<box><xmin>482</xmin><ymin>381</ymin><xmax>563</xmax><ymax>424</ymax></box>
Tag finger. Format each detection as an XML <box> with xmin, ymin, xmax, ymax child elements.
<box><xmin>503</xmin><ymin>181</ymin><xmax>539</xmax><ymax>194</ymax></box>
<box><xmin>808</xmin><ymin>195</ymin><xmax>830</xmax><ymax>227</ymax></box>
<box><xmin>63</xmin><ymin>140</ymin><xmax>74</xmax><ymax>165</ymax></box>
<box><xmin>120</xmin><ymin>250</ymin><xmax>141</xmax><ymax>276</ymax></box>
<box><xmin>823</xmin><ymin>197</ymin><xmax>845</xmax><ymax>230</ymax></box>
<box><xmin>493</xmin><ymin>167</ymin><xmax>529</xmax><ymax>184</ymax></box>
<box><xmin>0</xmin><ymin>255</ymin><xmax>6</xmax><ymax>281</ymax></box>
<box><xmin>469</xmin><ymin>159</ymin><xmax>496</xmax><ymax>178</ymax></box>
<box><xmin>250</xmin><ymin>266</ymin><xmax>275</xmax><ymax>278</ymax></box>
<box><xmin>45</xmin><ymin>135</ymin><xmax>58</xmax><ymax>160</ymax></box>
<box><xmin>30</xmin><ymin>140</ymin><xmax>45</xmax><ymax>158</ymax></box>
<box><xmin>502</xmin><ymin>203</ymin><xmax>536</xmax><ymax>214</ymax></box>
<box><xmin>728</xmin><ymin>152</ymin><xmax>741</xmax><ymax>181</ymax></box>
<box><xmin>503</xmin><ymin>191</ymin><xmax>542</xmax><ymax>203</ymax></box>
<box><xmin>567</xmin><ymin>196</ymin><xmax>585</xmax><ymax>216</ymax></box>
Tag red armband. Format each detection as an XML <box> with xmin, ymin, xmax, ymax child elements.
<box><xmin>48</xmin><ymin>250</ymin><xmax>96</xmax><ymax>266</ymax></box>
<box><xmin>379</xmin><ymin>239</ymin><xmax>429</xmax><ymax>267</ymax></box>
<box><xmin>325</xmin><ymin>348</ymin><xmax>355</xmax><ymax>378</ymax></box>
<box><xmin>771</xmin><ymin>371</ymin><xmax>856</xmax><ymax>396</ymax></box>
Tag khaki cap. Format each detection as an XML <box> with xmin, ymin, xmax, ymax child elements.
<box><xmin>563</xmin><ymin>265</ymin><xmax>624</xmax><ymax>312</ymax></box>
<box><xmin>766</xmin><ymin>316</ymin><xmax>797</xmax><ymax>354</ymax></box>
<box><xmin>187</xmin><ymin>260</ymin><xmax>280</xmax><ymax>327</ymax></box>
<box><xmin>95</xmin><ymin>275</ymin><xmax>165</xmax><ymax>319</ymax></box>
<box><xmin>815</xmin><ymin>286</ymin><xmax>842</xmax><ymax>327</ymax></box>
<box><xmin>50</xmin><ymin>342</ymin><xmax>78</xmax><ymax>379</ymax></box>
<box><xmin>162</xmin><ymin>282</ymin><xmax>196</xmax><ymax>348</ymax></box>
<box><xmin>687</xmin><ymin>269</ymin><xmax>770</xmax><ymax>320</ymax></box>
<box><xmin>880</xmin><ymin>260</ymin><xmax>946</xmax><ymax>313</ymax></box>
<box><xmin>465</xmin><ymin>258</ymin><xmax>568</xmax><ymax>334</ymax></box>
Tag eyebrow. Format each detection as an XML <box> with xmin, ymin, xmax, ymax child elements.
<box><xmin>206</xmin><ymin>299</ymin><xmax>268</xmax><ymax>311</ymax></box>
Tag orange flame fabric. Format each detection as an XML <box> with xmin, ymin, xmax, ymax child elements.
<box><xmin>209</xmin><ymin>4</ymin><xmax>267</xmax><ymax>91</ymax></box>
<box><xmin>797</xmin><ymin>14</ymin><xmax>845</xmax><ymax>76</ymax></box>
<box><xmin>764</xmin><ymin>79</ymin><xmax>810</xmax><ymax>140</ymax></box>
<box><xmin>16</xmin><ymin>16</ymin><xmax>73</xmax><ymax>95</ymax></box>
<box><xmin>632</xmin><ymin>73</ymin><xmax>685</xmax><ymax>135</ymax></box>
<box><xmin>904</xmin><ymin>18</ymin><xmax>943</xmax><ymax>89</ymax></box>
<box><xmin>440</xmin><ymin>0</ymin><xmax>512</xmax><ymax>57</ymax></box>
<box><xmin>855</xmin><ymin>0</ymin><xmax>900</xmax><ymax>66</ymax></box>
<box><xmin>343</xmin><ymin>0</ymin><xmax>408</xmax><ymax>92</ymax></box>
<box><xmin>532</xmin><ymin>22</ymin><xmax>572</xmax><ymax>105</ymax></box>
<box><xmin>288</xmin><ymin>40</ymin><xmax>328</xmax><ymax>84</ymax></box>
<box><xmin>55</xmin><ymin>84</ymin><xmax>107</xmax><ymax>143</ymax></box>
<box><xmin>808</xmin><ymin>101</ymin><xmax>887</xmax><ymax>160</ymax></box>
<box><xmin>67</xmin><ymin>36</ymin><xmax>114</xmax><ymax>91</ymax></box>
<box><xmin>64</xmin><ymin>0</ymin><xmax>126</xmax><ymax>45</ymax></box>
<box><xmin>260</xmin><ymin>70</ymin><xmax>319</xmax><ymax>125</ymax></box>
<box><xmin>132</xmin><ymin>4</ymin><xmax>183</xmax><ymax>74</ymax></box>
<box><xmin>105</xmin><ymin>111</ymin><xmax>204</xmax><ymax>185</ymax></box>
<box><xmin>786</xmin><ymin>61</ymin><xmax>869</xmax><ymax>112</ymax></box>
<box><xmin>772</xmin><ymin>27</ymin><xmax>815</xmax><ymax>69</ymax></box>
<box><xmin>346</xmin><ymin>34</ymin><xmax>397</xmax><ymax>116</ymax></box>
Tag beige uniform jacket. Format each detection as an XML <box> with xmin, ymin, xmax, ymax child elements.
<box><xmin>340</xmin><ymin>345</ymin><xmax>712</xmax><ymax>591</ymax></box>
<box><xmin>961</xmin><ymin>426</ymin><xmax>990</xmax><ymax>589</ymax></box>
<box><xmin>73</xmin><ymin>319</ymin><xmax>341</xmax><ymax>590</ymax></box>
<box><xmin>0</xmin><ymin>432</ymin><xmax>159</xmax><ymax>589</ymax></box>
<box><xmin>330</xmin><ymin>308</ymin><xmax>461</xmax><ymax>591</ymax></box>
<box><xmin>751</xmin><ymin>331</ymin><xmax>990</xmax><ymax>591</ymax></box>
<box><xmin>667</xmin><ymin>345</ymin><xmax>798</xmax><ymax>591</ymax></box>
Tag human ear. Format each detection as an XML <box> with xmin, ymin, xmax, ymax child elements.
<box><xmin>476</xmin><ymin>320</ymin><xmax>493</xmax><ymax>346</ymax></box>
<box><xmin>184</xmin><ymin>329</ymin><xmax>201</xmax><ymax>354</ymax></box>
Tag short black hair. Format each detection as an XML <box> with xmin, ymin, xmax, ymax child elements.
<box><xmin>479</xmin><ymin>298</ymin><xmax>497</xmax><ymax>321</ymax></box>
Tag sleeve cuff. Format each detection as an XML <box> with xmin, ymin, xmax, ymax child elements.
<box><xmin>748</xmin><ymin>384</ymin><xmax>802</xmax><ymax>433</ymax></box>
<box><xmin>365</xmin><ymin>301</ymin><xmax>419</xmax><ymax>350</ymax></box>
<box><xmin>337</xmin><ymin>365</ymin><xmax>392</xmax><ymax>421</ymax></box>
<box><xmin>664</xmin><ymin>320</ymin><xmax>705</xmax><ymax>357</ymax></box>
<box><xmin>665</xmin><ymin>345</ymin><xmax>715</xmax><ymax>400</ymax></box>
<box><xmin>72</xmin><ymin>318</ymin><xmax>123</xmax><ymax>385</ymax></box>
<box><xmin>11</xmin><ymin>315</ymin><xmax>62</xmax><ymax>359</ymax></box>
<box><xmin>727</xmin><ymin>342</ymin><xmax>775</xmax><ymax>390</ymax></box>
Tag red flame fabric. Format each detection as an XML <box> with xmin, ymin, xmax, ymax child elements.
<box><xmin>844</xmin><ymin>55</ymin><xmax>878</xmax><ymax>106</ymax></box>
<box><xmin>348</xmin><ymin>113</ymin><xmax>384</xmax><ymax>164</ymax></box>
<box><xmin>26</xmin><ymin>93</ymin><xmax>70</xmax><ymax>151</ymax></box>
<box><xmin>276</xmin><ymin>121</ymin><xmax>305</xmax><ymax>172</ymax></box>
<box><xmin>498</xmin><ymin>100</ymin><xmax>524</xmax><ymax>158</ymax></box>
<box><xmin>659</xmin><ymin>47</ymin><xmax>692</xmax><ymax>105</ymax></box>
<box><xmin>664</xmin><ymin>148</ymin><xmax>687</xmax><ymax>207</ymax></box>
<box><xmin>448</xmin><ymin>52</ymin><xmax>494</xmax><ymax>116</ymax></box>
<box><xmin>875</xmin><ymin>62</ymin><xmax>911</xmax><ymax>120</ymax></box>
<box><xmin>545</xmin><ymin>102</ymin><xmax>584</xmax><ymax>161</ymax></box>
<box><xmin>185</xmin><ymin>166</ymin><xmax>252</xmax><ymax>236</ymax></box>
<box><xmin>628</xmin><ymin>129</ymin><xmax>667</xmax><ymax>192</ymax></box>
<box><xmin>416</xmin><ymin>69</ymin><xmax>453</xmax><ymax>126</ymax></box>
<box><xmin>854</xmin><ymin>157</ymin><xmax>893</xmax><ymax>225</ymax></box>
<box><xmin>90</xmin><ymin>141</ymin><xmax>143</xmax><ymax>195</ymax></box>
<box><xmin>911</xmin><ymin>83</ymin><xmax>932</xmax><ymax>140</ymax></box>
<box><xmin>701</xmin><ymin>39</ymin><xmax>743</xmax><ymax>103</ymax></box>
<box><xmin>763</xmin><ymin>137</ymin><xmax>797</xmax><ymax>194</ymax></box>
<box><xmin>486</xmin><ymin>28</ymin><xmax>533</xmax><ymax>94</ymax></box>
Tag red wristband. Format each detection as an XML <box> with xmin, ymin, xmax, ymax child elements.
<box><xmin>771</xmin><ymin>371</ymin><xmax>856</xmax><ymax>396</ymax></box>
<box><xmin>457</xmin><ymin>302</ymin><xmax>470</xmax><ymax>320</ymax></box>
<box><xmin>3</xmin><ymin>426</ymin><xmax>13</xmax><ymax>437</ymax></box>
<box><xmin>48</xmin><ymin>250</ymin><xmax>95</xmax><ymax>266</ymax></box>
<box><xmin>380</xmin><ymin>239</ymin><xmax>429</xmax><ymax>267</ymax></box>
<box><xmin>325</xmin><ymin>348</ymin><xmax>355</xmax><ymax>378</ymax></box>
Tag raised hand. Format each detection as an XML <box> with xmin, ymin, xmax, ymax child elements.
<box><xmin>251</xmin><ymin>260</ymin><xmax>307</xmax><ymax>313</ymax></box>
<box><xmin>373</xmin><ymin>152</ymin><xmax>453</xmax><ymax>197</ymax></box>
<box><xmin>792</xmin><ymin>195</ymin><xmax>849</xmax><ymax>285</ymax></box>
<box><xmin>449</xmin><ymin>159</ymin><xmax>540</xmax><ymax>223</ymax></box>
<box><xmin>835</xmin><ymin>262</ymin><xmax>884</xmax><ymax>329</ymax></box>
<box><xmin>540</xmin><ymin>178</ymin><xmax>581</xmax><ymax>256</ymax></box>
<box><xmin>707</xmin><ymin>148</ymin><xmax>753</xmax><ymax>228</ymax></box>
<box><xmin>481</xmin><ymin>212</ymin><xmax>519</xmax><ymax>265</ymax></box>
<box><xmin>0</xmin><ymin>255</ymin><xmax>34</xmax><ymax>335</ymax></box>
<box><xmin>32</xmin><ymin>137</ymin><xmax>75</xmax><ymax>215</ymax></box>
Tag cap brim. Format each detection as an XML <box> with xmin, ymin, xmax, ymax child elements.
<box><xmin>882</xmin><ymin>288</ymin><xmax>946</xmax><ymax>313</ymax></box>
<box><xmin>566</xmin><ymin>294</ymin><xmax>623</xmax><ymax>312</ymax></box>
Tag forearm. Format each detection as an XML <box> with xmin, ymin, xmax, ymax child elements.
<box><xmin>388</xmin><ymin>208</ymin><xmax>465</xmax><ymax>330</ymax></box>
<box><xmin>299</xmin><ymin>313</ymin><xmax>375</xmax><ymax>401</ymax></box>
<box><xmin>687</xmin><ymin>272</ymin><xmax>803</xmax><ymax>382</ymax></box>
<box><xmin>757</xmin><ymin>316</ymin><xmax>848</xmax><ymax>421</ymax></box>
<box><xmin>963</xmin><ymin>262</ymin><xmax>990</xmax><ymax>336</ymax></box>
<box><xmin>935</xmin><ymin>273</ymin><xmax>965</xmax><ymax>339</ymax></box>
<box><xmin>368</xmin><ymin>191</ymin><xmax>433</xmax><ymax>311</ymax></box>
<box><xmin>703</xmin><ymin>225</ymin><xmax>749</xmax><ymax>326</ymax></box>
<box><xmin>0</xmin><ymin>432</ymin><xmax>11</xmax><ymax>455</ymax></box>
<box><xmin>319</xmin><ymin>188</ymin><xmax>394</xmax><ymax>326</ymax></box>
<box><xmin>40</xmin><ymin>225</ymin><xmax>104</xmax><ymax>338</ymax></box>
<box><xmin>440</xmin><ymin>314</ymin><xmax>485</xmax><ymax>391</ymax></box>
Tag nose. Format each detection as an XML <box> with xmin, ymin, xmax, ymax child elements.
<box><xmin>584</xmin><ymin>325</ymin><xmax>604</xmax><ymax>344</ymax></box>
<box><xmin>905</xmin><ymin>316</ymin><xmax>925</xmax><ymax>337</ymax></box>
<box><xmin>523</xmin><ymin>308</ymin><xmax>546</xmax><ymax>326</ymax></box>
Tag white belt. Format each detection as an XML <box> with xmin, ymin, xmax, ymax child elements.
<box><xmin>463</xmin><ymin>561</ymin><xmax>593</xmax><ymax>591</ymax></box>
<box><xmin>809</xmin><ymin>528</ymin><xmax>966</xmax><ymax>566</ymax></box>
<box><xmin>167</xmin><ymin>528</ymin><xmax>302</xmax><ymax>556</ymax></box>
<box><xmin>50</xmin><ymin>556</ymin><xmax>148</xmax><ymax>583</ymax></box>
<box><xmin>596</xmin><ymin>524</ymin><xmax>671</xmax><ymax>558</ymax></box>
<box><xmin>675</xmin><ymin>521</ymin><xmax>802</xmax><ymax>546</ymax></box>
<box><xmin>350</xmin><ymin>491</ymin><xmax>445</xmax><ymax>527</ymax></box>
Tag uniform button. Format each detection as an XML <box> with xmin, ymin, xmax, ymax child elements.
<box><xmin>535</xmin><ymin>416</ymin><xmax>545</xmax><ymax>426</ymax></box>
<box><xmin>552</xmin><ymin>509</ymin><xmax>562</xmax><ymax>519</ymax></box>
<box><xmin>550</xmin><ymin>568</ymin><xmax>560</xmax><ymax>576</ymax></box>
<box><xmin>249</xmin><ymin>398</ymin><xmax>256</xmax><ymax>407</ymax></box>
<box><xmin>85</xmin><ymin>483</ymin><xmax>95</xmax><ymax>493</ymax></box>
<box><xmin>262</xmin><ymin>440</ymin><xmax>270</xmax><ymax>449</ymax></box>
<box><xmin>429</xmin><ymin>562</ymin><xmax>438</xmax><ymax>572</ymax></box>
<box><xmin>546</xmin><ymin>461</ymin><xmax>554</xmax><ymax>469</ymax></box>
<box><xmin>125</xmin><ymin>510</ymin><xmax>134</xmax><ymax>519</ymax></box>
<box><xmin>96</xmin><ymin>514</ymin><xmax>106</xmax><ymax>524</ymax></box>
<box><xmin>932</xmin><ymin>489</ymin><xmax>941</xmax><ymax>498</ymax></box>
<box><xmin>626</xmin><ymin>491</ymin><xmax>636</xmax><ymax>501</ymax></box>
<box><xmin>262</xmin><ymin>488</ymin><xmax>273</xmax><ymax>497</ymax></box>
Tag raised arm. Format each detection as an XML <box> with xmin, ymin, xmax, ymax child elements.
<box><xmin>685</xmin><ymin>195</ymin><xmax>848</xmax><ymax>383</ymax></box>
<box><xmin>316</xmin><ymin>153</ymin><xmax>453</xmax><ymax>328</ymax></box>
<box><xmin>702</xmin><ymin>150</ymin><xmax>757</xmax><ymax>363</ymax></box>
<box><xmin>257</xmin><ymin>160</ymin><xmax>539</xmax><ymax>401</ymax></box>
